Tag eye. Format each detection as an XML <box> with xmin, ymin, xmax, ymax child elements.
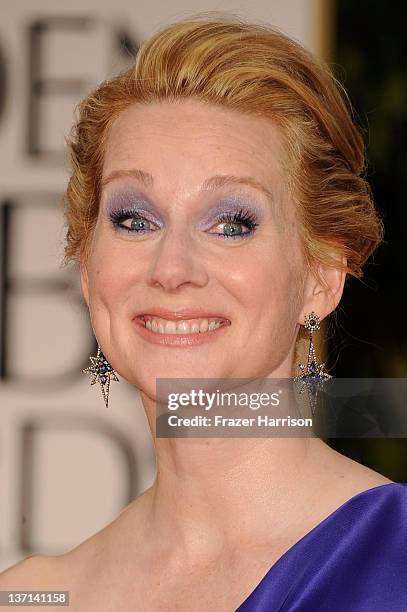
<box><xmin>210</xmin><ymin>208</ymin><xmax>259</xmax><ymax>239</ymax></box>
<box><xmin>109</xmin><ymin>209</ymin><xmax>157</xmax><ymax>234</ymax></box>
<box><xmin>108</xmin><ymin>205</ymin><xmax>259</xmax><ymax>238</ymax></box>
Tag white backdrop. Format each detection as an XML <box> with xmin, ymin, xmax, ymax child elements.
<box><xmin>0</xmin><ymin>0</ymin><xmax>328</xmax><ymax>570</ymax></box>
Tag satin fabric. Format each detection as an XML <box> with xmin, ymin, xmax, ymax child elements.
<box><xmin>236</xmin><ymin>482</ymin><xmax>407</xmax><ymax>611</ymax></box>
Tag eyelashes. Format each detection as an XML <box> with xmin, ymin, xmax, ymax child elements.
<box><xmin>109</xmin><ymin>208</ymin><xmax>156</xmax><ymax>233</ymax></box>
<box><xmin>215</xmin><ymin>209</ymin><xmax>258</xmax><ymax>238</ymax></box>
<box><xmin>108</xmin><ymin>206</ymin><xmax>259</xmax><ymax>239</ymax></box>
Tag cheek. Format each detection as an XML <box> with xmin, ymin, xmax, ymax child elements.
<box><xmin>87</xmin><ymin>236</ymin><xmax>142</xmax><ymax>313</ymax></box>
<box><xmin>223</xmin><ymin>237</ymin><xmax>303</xmax><ymax>319</ymax></box>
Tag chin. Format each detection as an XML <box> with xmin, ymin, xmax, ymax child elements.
<box><xmin>131</xmin><ymin>362</ymin><xmax>231</xmax><ymax>401</ymax></box>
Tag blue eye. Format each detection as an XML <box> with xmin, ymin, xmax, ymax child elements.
<box><xmin>213</xmin><ymin>208</ymin><xmax>258</xmax><ymax>239</ymax></box>
<box><xmin>109</xmin><ymin>206</ymin><xmax>259</xmax><ymax>238</ymax></box>
<box><xmin>109</xmin><ymin>208</ymin><xmax>156</xmax><ymax>233</ymax></box>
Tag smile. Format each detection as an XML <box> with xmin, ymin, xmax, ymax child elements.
<box><xmin>139</xmin><ymin>316</ymin><xmax>227</xmax><ymax>334</ymax></box>
<box><xmin>133</xmin><ymin>312</ymin><xmax>231</xmax><ymax>347</ymax></box>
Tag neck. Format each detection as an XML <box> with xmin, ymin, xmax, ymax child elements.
<box><xmin>137</xmin><ymin>389</ymin><xmax>329</xmax><ymax>563</ymax></box>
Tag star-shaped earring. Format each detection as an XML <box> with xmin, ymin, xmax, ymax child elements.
<box><xmin>294</xmin><ymin>312</ymin><xmax>331</xmax><ymax>414</ymax></box>
<box><xmin>82</xmin><ymin>346</ymin><xmax>119</xmax><ymax>408</ymax></box>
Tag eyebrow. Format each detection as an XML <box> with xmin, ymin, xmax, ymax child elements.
<box><xmin>101</xmin><ymin>168</ymin><xmax>274</xmax><ymax>202</ymax></box>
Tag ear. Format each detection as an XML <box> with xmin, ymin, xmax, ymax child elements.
<box><xmin>299</xmin><ymin>255</ymin><xmax>347</xmax><ymax>324</ymax></box>
<box><xmin>80</xmin><ymin>260</ymin><xmax>90</xmax><ymax>308</ymax></box>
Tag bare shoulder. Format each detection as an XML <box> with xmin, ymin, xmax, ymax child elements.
<box><xmin>0</xmin><ymin>553</ymin><xmax>69</xmax><ymax>589</ymax></box>
<box><xmin>295</xmin><ymin>440</ymin><xmax>396</xmax><ymax>536</ymax></box>
<box><xmin>0</xmin><ymin>551</ymin><xmax>96</xmax><ymax>612</ymax></box>
<box><xmin>0</xmin><ymin>495</ymin><xmax>145</xmax><ymax>607</ymax></box>
<box><xmin>315</xmin><ymin>440</ymin><xmax>394</xmax><ymax>498</ymax></box>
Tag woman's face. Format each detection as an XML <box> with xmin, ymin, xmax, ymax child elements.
<box><xmin>81</xmin><ymin>99</ymin><xmax>311</xmax><ymax>397</ymax></box>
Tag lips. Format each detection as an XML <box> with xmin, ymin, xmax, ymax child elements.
<box><xmin>132</xmin><ymin>307</ymin><xmax>231</xmax><ymax>347</ymax></box>
<box><xmin>133</xmin><ymin>307</ymin><xmax>231</xmax><ymax>323</ymax></box>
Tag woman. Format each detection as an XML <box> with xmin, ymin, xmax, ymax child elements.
<box><xmin>1</xmin><ymin>13</ymin><xmax>406</xmax><ymax>611</ymax></box>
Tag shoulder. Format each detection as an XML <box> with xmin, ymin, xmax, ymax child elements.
<box><xmin>0</xmin><ymin>550</ymin><xmax>98</xmax><ymax>612</ymax></box>
<box><xmin>304</xmin><ymin>440</ymin><xmax>399</xmax><ymax>526</ymax></box>
<box><xmin>0</xmin><ymin>517</ymin><xmax>113</xmax><ymax>592</ymax></box>
<box><xmin>0</xmin><ymin>553</ymin><xmax>69</xmax><ymax>589</ymax></box>
<box><xmin>314</xmin><ymin>440</ymin><xmax>394</xmax><ymax>495</ymax></box>
<box><xmin>0</xmin><ymin>495</ymin><xmax>144</xmax><ymax>592</ymax></box>
<box><xmin>0</xmin><ymin>551</ymin><xmax>100</xmax><ymax>612</ymax></box>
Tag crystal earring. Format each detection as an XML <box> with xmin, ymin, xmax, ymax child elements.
<box><xmin>82</xmin><ymin>345</ymin><xmax>119</xmax><ymax>408</ymax></box>
<box><xmin>297</xmin><ymin>311</ymin><xmax>331</xmax><ymax>383</ymax></box>
<box><xmin>294</xmin><ymin>312</ymin><xmax>331</xmax><ymax>416</ymax></box>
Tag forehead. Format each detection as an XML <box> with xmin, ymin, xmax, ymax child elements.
<box><xmin>102</xmin><ymin>99</ymin><xmax>288</xmax><ymax>199</ymax></box>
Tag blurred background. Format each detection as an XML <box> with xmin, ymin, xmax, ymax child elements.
<box><xmin>328</xmin><ymin>0</ymin><xmax>407</xmax><ymax>487</ymax></box>
<box><xmin>0</xmin><ymin>0</ymin><xmax>406</xmax><ymax>570</ymax></box>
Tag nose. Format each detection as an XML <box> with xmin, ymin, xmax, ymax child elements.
<box><xmin>148</xmin><ymin>226</ymin><xmax>209</xmax><ymax>292</ymax></box>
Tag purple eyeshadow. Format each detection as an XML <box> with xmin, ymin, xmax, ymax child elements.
<box><xmin>104</xmin><ymin>188</ymin><xmax>264</xmax><ymax>230</ymax></box>
<box><xmin>197</xmin><ymin>197</ymin><xmax>264</xmax><ymax>229</ymax></box>
<box><xmin>105</xmin><ymin>188</ymin><xmax>163</xmax><ymax>225</ymax></box>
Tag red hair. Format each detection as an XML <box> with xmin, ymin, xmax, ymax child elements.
<box><xmin>63</xmin><ymin>13</ymin><xmax>383</xmax><ymax>281</ymax></box>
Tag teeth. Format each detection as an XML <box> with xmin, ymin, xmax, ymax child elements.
<box><xmin>165</xmin><ymin>321</ymin><xmax>177</xmax><ymax>334</ymax></box>
<box><xmin>177</xmin><ymin>321</ymin><xmax>189</xmax><ymax>333</ymax></box>
<box><xmin>141</xmin><ymin>316</ymin><xmax>226</xmax><ymax>335</ymax></box>
<box><xmin>200</xmin><ymin>319</ymin><xmax>209</xmax><ymax>333</ymax></box>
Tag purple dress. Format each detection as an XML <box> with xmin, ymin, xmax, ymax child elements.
<box><xmin>236</xmin><ymin>482</ymin><xmax>407</xmax><ymax>611</ymax></box>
